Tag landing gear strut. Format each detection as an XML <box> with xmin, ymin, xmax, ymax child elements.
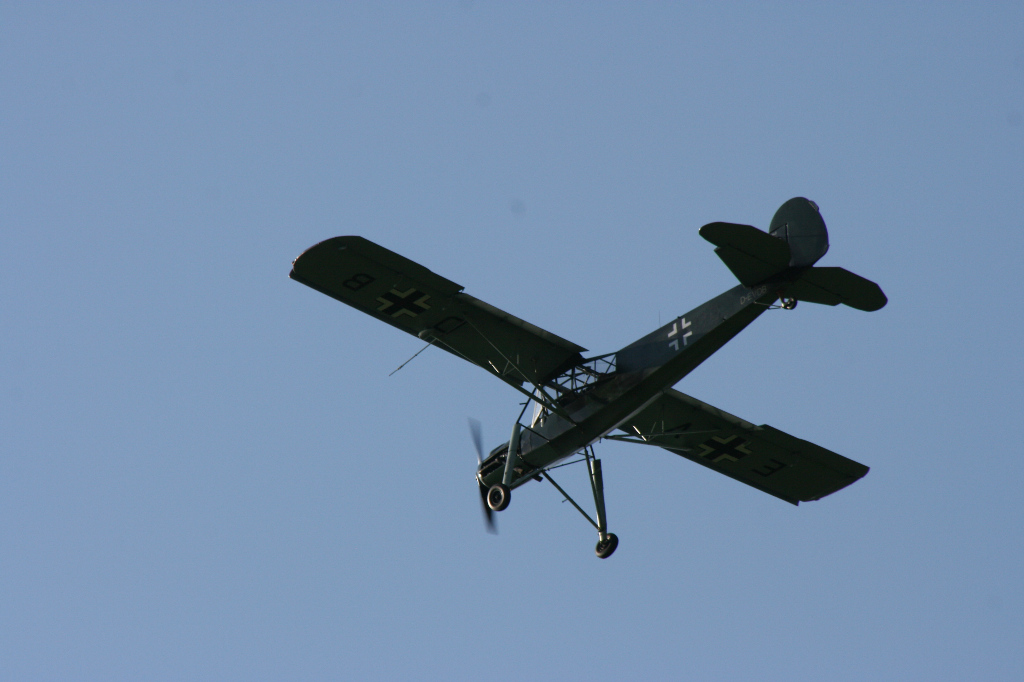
<box><xmin>485</xmin><ymin>418</ymin><xmax>523</xmax><ymax>513</ymax></box>
<box><xmin>542</xmin><ymin>446</ymin><xmax>619</xmax><ymax>559</ymax></box>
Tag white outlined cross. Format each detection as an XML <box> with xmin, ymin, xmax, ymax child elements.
<box><xmin>667</xmin><ymin>317</ymin><xmax>691</xmax><ymax>351</ymax></box>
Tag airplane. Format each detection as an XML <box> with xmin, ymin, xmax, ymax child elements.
<box><xmin>290</xmin><ymin>198</ymin><xmax>886</xmax><ymax>559</ymax></box>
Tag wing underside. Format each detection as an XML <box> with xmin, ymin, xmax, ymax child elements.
<box><xmin>290</xmin><ymin>236</ymin><xmax>586</xmax><ymax>386</ymax></box>
<box><xmin>621</xmin><ymin>389</ymin><xmax>868</xmax><ymax>504</ymax></box>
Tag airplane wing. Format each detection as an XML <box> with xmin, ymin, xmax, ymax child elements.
<box><xmin>620</xmin><ymin>389</ymin><xmax>868</xmax><ymax>504</ymax></box>
<box><xmin>290</xmin><ymin>236</ymin><xmax>586</xmax><ymax>387</ymax></box>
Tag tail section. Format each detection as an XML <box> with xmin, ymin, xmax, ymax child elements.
<box><xmin>699</xmin><ymin>198</ymin><xmax>886</xmax><ymax>312</ymax></box>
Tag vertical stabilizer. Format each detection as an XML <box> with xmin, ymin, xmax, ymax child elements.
<box><xmin>768</xmin><ymin>197</ymin><xmax>829</xmax><ymax>267</ymax></box>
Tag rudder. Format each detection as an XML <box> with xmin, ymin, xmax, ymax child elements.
<box><xmin>768</xmin><ymin>197</ymin><xmax>829</xmax><ymax>267</ymax></box>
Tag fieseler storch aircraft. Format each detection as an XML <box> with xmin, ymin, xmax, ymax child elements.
<box><xmin>290</xmin><ymin>198</ymin><xmax>886</xmax><ymax>559</ymax></box>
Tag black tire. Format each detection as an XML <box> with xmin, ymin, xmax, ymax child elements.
<box><xmin>487</xmin><ymin>483</ymin><xmax>511</xmax><ymax>512</ymax></box>
<box><xmin>595</xmin><ymin>533</ymin><xmax>619</xmax><ymax>559</ymax></box>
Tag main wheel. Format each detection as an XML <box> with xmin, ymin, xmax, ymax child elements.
<box><xmin>595</xmin><ymin>533</ymin><xmax>619</xmax><ymax>559</ymax></box>
<box><xmin>487</xmin><ymin>483</ymin><xmax>511</xmax><ymax>512</ymax></box>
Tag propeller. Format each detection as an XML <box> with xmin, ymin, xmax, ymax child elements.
<box><xmin>469</xmin><ymin>418</ymin><xmax>497</xmax><ymax>534</ymax></box>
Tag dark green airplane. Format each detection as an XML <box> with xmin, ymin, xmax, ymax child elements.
<box><xmin>291</xmin><ymin>198</ymin><xmax>885</xmax><ymax>559</ymax></box>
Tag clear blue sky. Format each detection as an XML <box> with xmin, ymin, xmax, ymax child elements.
<box><xmin>2</xmin><ymin>3</ymin><xmax>1022</xmax><ymax>680</ymax></box>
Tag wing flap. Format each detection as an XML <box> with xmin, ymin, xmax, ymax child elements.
<box><xmin>290</xmin><ymin>236</ymin><xmax>586</xmax><ymax>385</ymax></box>
<box><xmin>622</xmin><ymin>389</ymin><xmax>868</xmax><ymax>504</ymax></box>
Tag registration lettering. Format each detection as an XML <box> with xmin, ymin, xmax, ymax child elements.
<box><xmin>739</xmin><ymin>285</ymin><xmax>768</xmax><ymax>306</ymax></box>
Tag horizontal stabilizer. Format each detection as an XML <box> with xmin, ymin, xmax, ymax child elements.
<box><xmin>699</xmin><ymin>222</ymin><xmax>791</xmax><ymax>286</ymax></box>
<box><xmin>784</xmin><ymin>267</ymin><xmax>887</xmax><ymax>311</ymax></box>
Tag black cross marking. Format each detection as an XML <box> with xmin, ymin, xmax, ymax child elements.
<box><xmin>697</xmin><ymin>435</ymin><xmax>752</xmax><ymax>463</ymax></box>
<box><xmin>376</xmin><ymin>288</ymin><xmax>431</xmax><ymax>318</ymax></box>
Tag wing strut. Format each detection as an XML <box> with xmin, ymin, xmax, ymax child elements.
<box><xmin>388</xmin><ymin>340</ymin><xmax>433</xmax><ymax>376</ymax></box>
<box><xmin>461</xmin><ymin>316</ymin><xmax>576</xmax><ymax>424</ymax></box>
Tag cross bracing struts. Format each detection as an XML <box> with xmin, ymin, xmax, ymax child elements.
<box><xmin>530</xmin><ymin>353</ymin><xmax>617</xmax><ymax>425</ymax></box>
<box><xmin>546</xmin><ymin>353</ymin><xmax>616</xmax><ymax>394</ymax></box>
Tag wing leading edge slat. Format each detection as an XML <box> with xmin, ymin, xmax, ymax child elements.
<box><xmin>622</xmin><ymin>389</ymin><xmax>868</xmax><ymax>504</ymax></box>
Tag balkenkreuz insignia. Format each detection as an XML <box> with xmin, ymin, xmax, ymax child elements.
<box><xmin>697</xmin><ymin>435</ymin><xmax>752</xmax><ymax>463</ymax></box>
<box><xmin>376</xmin><ymin>288</ymin><xmax>431</xmax><ymax>318</ymax></box>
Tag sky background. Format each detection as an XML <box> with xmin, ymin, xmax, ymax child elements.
<box><xmin>2</xmin><ymin>2</ymin><xmax>1023</xmax><ymax>680</ymax></box>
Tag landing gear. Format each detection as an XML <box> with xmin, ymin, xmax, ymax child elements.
<box><xmin>487</xmin><ymin>483</ymin><xmax>510</xmax><ymax>511</ymax></box>
<box><xmin>596</xmin><ymin>533</ymin><xmax>619</xmax><ymax>559</ymax></box>
<box><xmin>781</xmin><ymin>297</ymin><xmax>798</xmax><ymax>310</ymax></box>
<box><xmin>486</xmin><ymin>420</ymin><xmax>521</xmax><ymax>513</ymax></box>
<box><xmin>541</xmin><ymin>446</ymin><xmax>619</xmax><ymax>559</ymax></box>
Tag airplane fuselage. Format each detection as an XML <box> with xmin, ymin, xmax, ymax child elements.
<box><xmin>477</xmin><ymin>282</ymin><xmax>778</xmax><ymax>489</ymax></box>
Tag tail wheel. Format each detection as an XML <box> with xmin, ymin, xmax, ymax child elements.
<box><xmin>595</xmin><ymin>533</ymin><xmax>619</xmax><ymax>559</ymax></box>
<box><xmin>487</xmin><ymin>483</ymin><xmax>511</xmax><ymax>512</ymax></box>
